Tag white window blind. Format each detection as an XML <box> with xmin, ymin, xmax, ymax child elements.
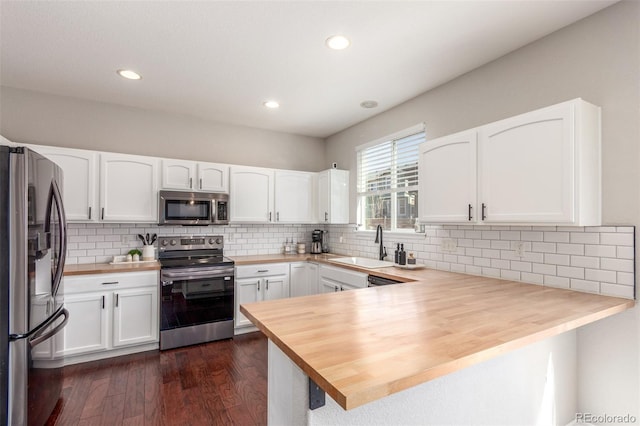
<box><xmin>356</xmin><ymin>128</ymin><xmax>424</xmax><ymax>231</ymax></box>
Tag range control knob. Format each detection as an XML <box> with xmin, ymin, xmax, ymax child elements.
<box><xmin>161</xmin><ymin>240</ymin><xmax>169</xmax><ymax>246</ymax></box>
<box><xmin>216</xmin><ymin>238</ymin><xmax>223</xmax><ymax>244</ymax></box>
<box><xmin>208</xmin><ymin>238</ymin><xmax>215</xmax><ymax>245</ymax></box>
<box><xmin>170</xmin><ymin>239</ymin><xmax>177</xmax><ymax>246</ymax></box>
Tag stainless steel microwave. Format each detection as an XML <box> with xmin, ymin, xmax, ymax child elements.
<box><xmin>158</xmin><ymin>190</ymin><xmax>229</xmax><ymax>226</ymax></box>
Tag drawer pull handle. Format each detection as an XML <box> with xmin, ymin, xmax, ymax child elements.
<box><xmin>257</xmin><ymin>270</ymin><xmax>269</xmax><ymax>273</ymax></box>
<box><xmin>102</xmin><ymin>281</ymin><xmax>119</xmax><ymax>285</ymax></box>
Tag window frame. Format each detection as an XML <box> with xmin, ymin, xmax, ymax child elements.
<box><xmin>355</xmin><ymin>124</ymin><xmax>425</xmax><ymax>233</ymax></box>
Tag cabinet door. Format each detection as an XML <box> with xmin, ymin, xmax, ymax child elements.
<box><xmin>307</xmin><ymin>263</ymin><xmax>319</xmax><ymax>295</ymax></box>
<box><xmin>112</xmin><ymin>287</ymin><xmax>159</xmax><ymax>347</ymax></box>
<box><xmin>419</xmin><ymin>130</ymin><xmax>477</xmax><ymax>223</ymax></box>
<box><xmin>55</xmin><ymin>292</ymin><xmax>109</xmax><ymax>356</ymax></box>
<box><xmin>235</xmin><ymin>277</ymin><xmax>260</xmax><ymax>328</ymax></box>
<box><xmin>30</xmin><ymin>146</ymin><xmax>98</xmax><ymax>221</ymax></box>
<box><xmin>161</xmin><ymin>159</ymin><xmax>195</xmax><ymax>190</ymax></box>
<box><xmin>317</xmin><ymin>169</ymin><xmax>349</xmax><ymax>224</ymax></box>
<box><xmin>230</xmin><ymin>166</ymin><xmax>274</xmax><ymax>222</ymax></box>
<box><xmin>479</xmin><ymin>103</ymin><xmax>574</xmax><ymax>223</ymax></box>
<box><xmin>100</xmin><ymin>153</ymin><xmax>159</xmax><ymax>222</ymax></box>
<box><xmin>319</xmin><ymin>277</ymin><xmax>341</xmax><ymax>293</ymax></box>
<box><xmin>275</xmin><ymin>171</ymin><xmax>314</xmax><ymax>223</ymax></box>
<box><xmin>264</xmin><ymin>274</ymin><xmax>290</xmax><ymax>301</ymax></box>
<box><xmin>198</xmin><ymin>162</ymin><xmax>229</xmax><ymax>192</ymax></box>
<box><xmin>289</xmin><ymin>263</ymin><xmax>308</xmax><ymax>298</ymax></box>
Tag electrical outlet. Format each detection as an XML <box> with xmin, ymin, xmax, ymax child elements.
<box><xmin>513</xmin><ymin>241</ymin><xmax>526</xmax><ymax>258</ymax></box>
<box><xmin>440</xmin><ymin>238</ymin><xmax>457</xmax><ymax>253</ymax></box>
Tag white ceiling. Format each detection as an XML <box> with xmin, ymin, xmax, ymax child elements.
<box><xmin>0</xmin><ymin>1</ymin><xmax>617</xmax><ymax>138</ymax></box>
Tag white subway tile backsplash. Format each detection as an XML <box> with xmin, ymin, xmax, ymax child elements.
<box><xmin>600</xmin><ymin>258</ymin><xmax>634</xmax><ymax>273</ymax></box>
<box><xmin>557</xmin><ymin>266</ymin><xmax>585</xmax><ymax>279</ymax></box>
<box><xmin>616</xmin><ymin>246</ymin><xmax>635</xmax><ymax>260</ymax></box>
<box><xmin>570</xmin><ymin>279</ymin><xmax>599</xmax><ymax>293</ymax></box>
<box><xmin>600</xmin><ymin>283</ymin><xmax>635</xmax><ymax>299</ymax></box>
<box><xmin>600</xmin><ymin>233</ymin><xmax>634</xmax><ymax>246</ymax></box>
<box><xmin>544</xmin><ymin>232</ymin><xmax>570</xmax><ymax>243</ymax></box>
<box><xmin>570</xmin><ymin>232</ymin><xmax>600</xmax><ymax>244</ymax></box>
<box><xmin>571</xmin><ymin>256</ymin><xmax>600</xmax><ymax>269</ymax></box>
<box><xmin>521</xmin><ymin>272</ymin><xmax>543</xmax><ymax>284</ymax></box>
<box><xmin>500</xmin><ymin>231</ymin><xmax>521</xmax><ymax>240</ymax></box>
<box><xmin>544</xmin><ymin>275</ymin><xmax>570</xmax><ymax>289</ymax></box>
<box><xmin>533</xmin><ymin>263</ymin><xmax>556</xmax><ymax>275</ymax></box>
<box><xmin>617</xmin><ymin>272</ymin><xmax>635</xmax><ymax>286</ymax></box>
<box><xmin>585</xmin><ymin>244</ymin><xmax>617</xmax><ymax>258</ymax></box>
<box><xmin>585</xmin><ymin>269</ymin><xmax>616</xmax><ymax>283</ymax></box>
<box><xmin>544</xmin><ymin>253</ymin><xmax>570</xmax><ymax>266</ymax></box>
<box><xmin>521</xmin><ymin>231</ymin><xmax>544</xmax><ymax>241</ymax></box>
<box><xmin>556</xmin><ymin>243</ymin><xmax>585</xmax><ymax>256</ymax></box>
<box><xmin>532</xmin><ymin>242</ymin><xmax>556</xmax><ymax>253</ymax></box>
<box><xmin>65</xmin><ymin>223</ymin><xmax>635</xmax><ymax>300</ymax></box>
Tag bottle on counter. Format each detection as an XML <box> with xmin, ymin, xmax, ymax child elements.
<box><xmin>394</xmin><ymin>243</ymin><xmax>400</xmax><ymax>264</ymax></box>
<box><xmin>399</xmin><ymin>244</ymin><xmax>407</xmax><ymax>265</ymax></box>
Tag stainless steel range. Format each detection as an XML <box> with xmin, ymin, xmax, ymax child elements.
<box><xmin>158</xmin><ymin>235</ymin><xmax>234</xmax><ymax>350</ymax></box>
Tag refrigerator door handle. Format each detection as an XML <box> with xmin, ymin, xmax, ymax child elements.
<box><xmin>44</xmin><ymin>180</ymin><xmax>67</xmax><ymax>297</ymax></box>
<box><xmin>9</xmin><ymin>306</ymin><xmax>68</xmax><ymax>342</ymax></box>
<box><xmin>29</xmin><ymin>308</ymin><xmax>69</xmax><ymax>348</ymax></box>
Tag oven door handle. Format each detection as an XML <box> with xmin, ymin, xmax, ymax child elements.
<box><xmin>162</xmin><ymin>268</ymin><xmax>235</xmax><ymax>280</ymax></box>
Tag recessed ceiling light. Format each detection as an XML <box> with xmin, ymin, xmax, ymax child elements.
<box><xmin>360</xmin><ymin>100</ymin><xmax>378</xmax><ymax>109</ymax></box>
<box><xmin>326</xmin><ymin>35</ymin><xmax>350</xmax><ymax>50</ymax></box>
<box><xmin>263</xmin><ymin>100</ymin><xmax>280</xmax><ymax>109</ymax></box>
<box><xmin>117</xmin><ymin>69</ymin><xmax>142</xmax><ymax>80</ymax></box>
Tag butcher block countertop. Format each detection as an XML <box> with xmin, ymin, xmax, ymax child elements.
<box><xmin>240</xmin><ymin>269</ymin><xmax>635</xmax><ymax>410</ymax></box>
<box><xmin>64</xmin><ymin>261</ymin><xmax>160</xmax><ymax>276</ymax></box>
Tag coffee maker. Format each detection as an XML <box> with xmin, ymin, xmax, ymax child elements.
<box><xmin>311</xmin><ymin>230</ymin><xmax>323</xmax><ymax>254</ymax></box>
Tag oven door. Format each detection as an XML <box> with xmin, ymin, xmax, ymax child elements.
<box><xmin>160</xmin><ymin>266</ymin><xmax>234</xmax><ymax>331</ymax></box>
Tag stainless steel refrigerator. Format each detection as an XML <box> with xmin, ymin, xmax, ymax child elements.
<box><xmin>0</xmin><ymin>144</ymin><xmax>69</xmax><ymax>425</ymax></box>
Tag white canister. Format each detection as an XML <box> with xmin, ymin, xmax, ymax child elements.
<box><xmin>142</xmin><ymin>245</ymin><xmax>156</xmax><ymax>261</ymax></box>
<box><xmin>297</xmin><ymin>243</ymin><xmax>305</xmax><ymax>254</ymax></box>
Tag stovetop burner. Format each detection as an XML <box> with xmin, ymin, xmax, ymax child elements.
<box><xmin>157</xmin><ymin>235</ymin><xmax>233</xmax><ymax>268</ymax></box>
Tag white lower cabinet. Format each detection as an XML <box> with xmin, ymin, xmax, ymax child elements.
<box><xmin>318</xmin><ymin>265</ymin><xmax>367</xmax><ymax>292</ymax></box>
<box><xmin>58</xmin><ymin>271</ymin><xmax>159</xmax><ymax>364</ymax></box>
<box><xmin>290</xmin><ymin>262</ymin><xmax>319</xmax><ymax>297</ymax></box>
<box><xmin>57</xmin><ymin>292</ymin><xmax>109</xmax><ymax>357</ymax></box>
<box><xmin>235</xmin><ymin>263</ymin><xmax>290</xmax><ymax>329</ymax></box>
<box><xmin>112</xmin><ymin>287</ymin><xmax>159</xmax><ymax>347</ymax></box>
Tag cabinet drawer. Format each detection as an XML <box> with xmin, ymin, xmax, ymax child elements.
<box><xmin>236</xmin><ymin>263</ymin><xmax>288</xmax><ymax>278</ymax></box>
<box><xmin>318</xmin><ymin>265</ymin><xmax>367</xmax><ymax>288</ymax></box>
<box><xmin>64</xmin><ymin>271</ymin><xmax>159</xmax><ymax>294</ymax></box>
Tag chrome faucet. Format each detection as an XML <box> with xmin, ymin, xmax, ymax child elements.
<box><xmin>374</xmin><ymin>225</ymin><xmax>387</xmax><ymax>261</ymax></box>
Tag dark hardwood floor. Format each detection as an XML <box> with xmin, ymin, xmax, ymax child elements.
<box><xmin>45</xmin><ymin>332</ymin><xmax>268</xmax><ymax>426</ymax></box>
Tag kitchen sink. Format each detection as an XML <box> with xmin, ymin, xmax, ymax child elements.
<box><xmin>329</xmin><ymin>257</ymin><xmax>396</xmax><ymax>269</ymax></box>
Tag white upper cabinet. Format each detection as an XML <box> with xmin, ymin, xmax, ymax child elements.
<box><xmin>317</xmin><ymin>169</ymin><xmax>349</xmax><ymax>224</ymax></box>
<box><xmin>197</xmin><ymin>162</ymin><xmax>229</xmax><ymax>192</ymax></box>
<box><xmin>100</xmin><ymin>153</ymin><xmax>159</xmax><ymax>222</ymax></box>
<box><xmin>419</xmin><ymin>130</ymin><xmax>477</xmax><ymax>223</ymax></box>
<box><xmin>161</xmin><ymin>160</ymin><xmax>229</xmax><ymax>192</ymax></box>
<box><xmin>418</xmin><ymin>99</ymin><xmax>601</xmax><ymax>226</ymax></box>
<box><xmin>161</xmin><ymin>159</ymin><xmax>195</xmax><ymax>190</ymax></box>
<box><xmin>28</xmin><ymin>145</ymin><xmax>99</xmax><ymax>222</ymax></box>
<box><xmin>479</xmin><ymin>99</ymin><xmax>600</xmax><ymax>225</ymax></box>
<box><xmin>230</xmin><ymin>166</ymin><xmax>274</xmax><ymax>222</ymax></box>
<box><xmin>274</xmin><ymin>170</ymin><xmax>315</xmax><ymax>223</ymax></box>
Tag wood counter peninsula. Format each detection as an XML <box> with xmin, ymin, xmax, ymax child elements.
<box><xmin>240</xmin><ymin>268</ymin><xmax>634</xmax><ymax>426</ymax></box>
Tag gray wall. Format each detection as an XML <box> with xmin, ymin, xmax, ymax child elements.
<box><xmin>326</xmin><ymin>0</ymin><xmax>640</xmax><ymax>419</ymax></box>
<box><xmin>0</xmin><ymin>86</ymin><xmax>327</xmax><ymax>171</ymax></box>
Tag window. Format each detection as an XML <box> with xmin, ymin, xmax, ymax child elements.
<box><xmin>356</xmin><ymin>125</ymin><xmax>424</xmax><ymax>232</ymax></box>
